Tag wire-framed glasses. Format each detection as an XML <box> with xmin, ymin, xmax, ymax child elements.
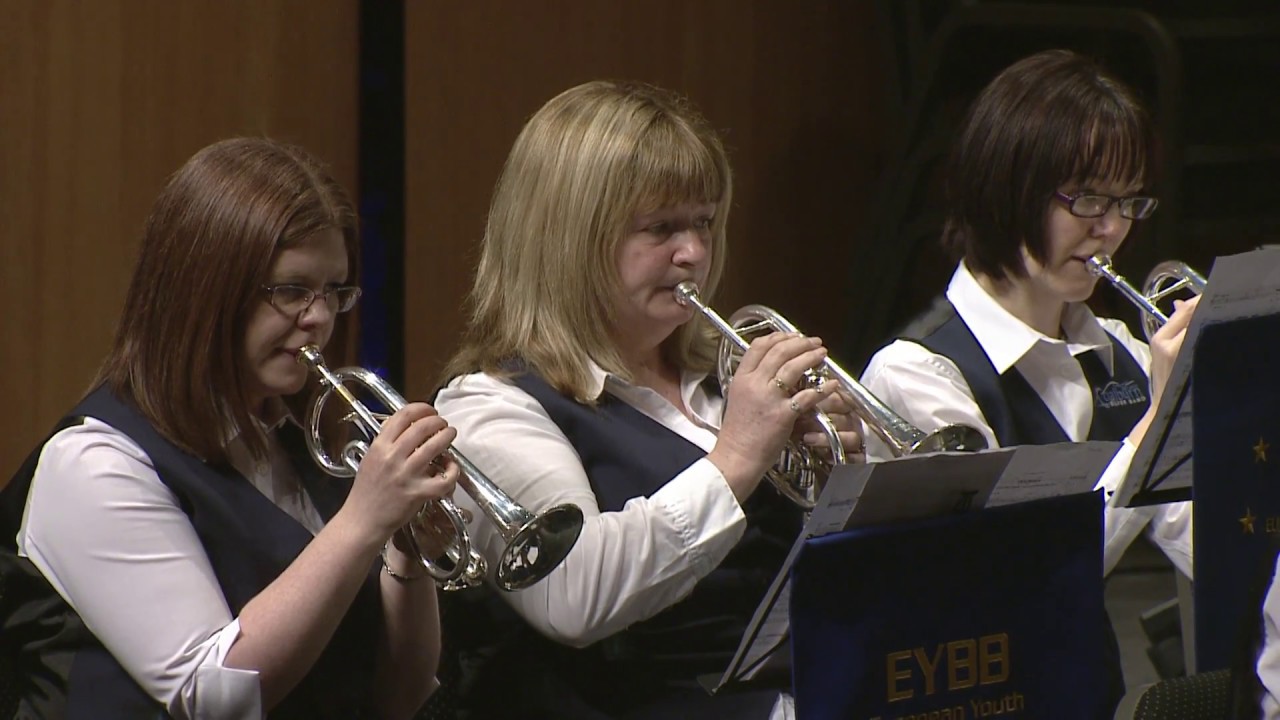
<box><xmin>261</xmin><ymin>284</ymin><xmax>362</xmax><ymax>316</ymax></box>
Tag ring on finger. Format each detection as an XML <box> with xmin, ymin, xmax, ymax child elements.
<box><xmin>789</xmin><ymin>398</ymin><xmax>801</xmax><ymax>413</ymax></box>
<box><xmin>773</xmin><ymin>376</ymin><xmax>791</xmax><ymax>394</ymax></box>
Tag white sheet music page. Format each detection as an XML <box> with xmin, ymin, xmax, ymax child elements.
<box><xmin>1120</xmin><ymin>248</ymin><xmax>1280</xmax><ymax>506</ymax></box>
<box><xmin>987</xmin><ymin>441</ymin><xmax>1121</xmax><ymax>507</ymax></box>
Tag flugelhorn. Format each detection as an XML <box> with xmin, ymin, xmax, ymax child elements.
<box><xmin>296</xmin><ymin>345</ymin><xmax>584</xmax><ymax>591</ymax></box>
<box><xmin>673</xmin><ymin>282</ymin><xmax>987</xmax><ymax>509</ymax></box>
<box><xmin>1087</xmin><ymin>255</ymin><xmax>1206</xmax><ymax>339</ymax></box>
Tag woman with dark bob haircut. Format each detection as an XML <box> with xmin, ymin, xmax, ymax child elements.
<box><xmin>860</xmin><ymin>49</ymin><xmax>1198</xmax><ymax>713</ymax></box>
<box><xmin>1</xmin><ymin>137</ymin><xmax>456</xmax><ymax>719</ymax></box>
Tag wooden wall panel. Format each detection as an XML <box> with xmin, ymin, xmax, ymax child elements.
<box><xmin>0</xmin><ymin>1</ymin><xmax>359</xmax><ymax>477</ymax></box>
<box><xmin>404</xmin><ymin>1</ymin><xmax>889</xmax><ymax>398</ymax></box>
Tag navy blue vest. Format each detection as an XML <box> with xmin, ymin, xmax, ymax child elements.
<box><xmin>909</xmin><ymin>303</ymin><xmax>1150</xmax><ymax>447</ymax></box>
<box><xmin>905</xmin><ymin>303</ymin><xmax>1149</xmax><ymax>718</ymax></box>
<box><xmin>446</xmin><ymin>372</ymin><xmax>800</xmax><ymax>720</ymax></box>
<box><xmin>0</xmin><ymin>386</ymin><xmax>382</xmax><ymax>719</ymax></box>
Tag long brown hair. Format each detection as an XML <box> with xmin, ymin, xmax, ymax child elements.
<box><xmin>442</xmin><ymin>81</ymin><xmax>733</xmax><ymax>401</ymax></box>
<box><xmin>95</xmin><ymin>137</ymin><xmax>360</xmax><ymax>464</ymax></box>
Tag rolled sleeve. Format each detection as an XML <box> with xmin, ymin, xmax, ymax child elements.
<box><xmin>18</xmin><ymin>421</ymin><xmax>263</xmax><ymax>719</ymax></box>
<box><xmin>181</xmin><ymin>621</ymin><xmax>262</xmax><ymax>719</ymax></box>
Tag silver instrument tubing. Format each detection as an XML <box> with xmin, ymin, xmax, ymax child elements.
<box><xmin>1087</xmin><ymin>254</ymin><xmax>1206</xmax><ymax>340</ymax></box>
<box><xmin>296</xmin><ymin>345</ymin><xmax>584</xmax><ymax>591</ymax></box>
<box><xmin>673</xmin><ymin>282</ymin><xmax>987</xmax><ymax>510</ymax></box>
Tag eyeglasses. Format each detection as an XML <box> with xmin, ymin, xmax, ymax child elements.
<box><xmin>261</xmin><ymin>284</ymin><xmax>362</xmax><ymax>316</ymax></box>
<box><xmin>1053</xmin><ymin>191</ymin><xmax>1159</xmax><ymax>220</ymax></box>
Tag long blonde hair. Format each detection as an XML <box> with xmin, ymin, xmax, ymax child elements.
<box><xmin>443</xmin><ymin>81</ymin><xmax>733</xmax><ymax>402</ymax></box>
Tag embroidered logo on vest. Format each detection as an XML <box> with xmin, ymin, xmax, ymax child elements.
<box><xmin>1095</xmin><ymin>380</ymin><xmax>1147</xmax><ymax>409</ymax></box>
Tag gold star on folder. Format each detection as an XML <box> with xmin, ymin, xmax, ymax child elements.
<box><xmin>1241</xmin><ymin>508</ymin><xmax>1258</xmax><ymax>535</ymax></box>
<box><xmin>1256</xmin><ymin>437</ymin><xmax>1270</xmax><ymax>463</ymax></box>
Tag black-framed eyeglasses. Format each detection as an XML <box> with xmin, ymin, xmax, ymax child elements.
<box><xmin>1053</xmin><ymin>190</ymin><xmax>1159</xmax><ymax>220</ymax></box>
<box><xmin>261</xmin><ymin>284</ymin><xmax>362</xmax><ymax>316</ymax></box>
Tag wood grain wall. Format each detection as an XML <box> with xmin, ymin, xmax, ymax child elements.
<box><xmin>404</xmin><ymin>1</ymin><xmax>890</xmax><ymax>398</ymax></box>
<box><xmin>0</xmin><ymin>1</ymin><xmax>359</xmax><ymax>477</ymax></box>
<box><xmin>2</xmin><ymin>1</ymin><xmax>891</xmax><ymax>475</ymax></box>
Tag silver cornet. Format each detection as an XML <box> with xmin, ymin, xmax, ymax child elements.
<box><xmin>296</xmin><ymin>345</ymin><xmax>584</xmax><ymax>591</ymax></box>
<box><xmin>1087</xmin><ymin>255</ymin><xmax>1206</xmax><ymax>340</ymax></box>
<box><xmin>674</xmin><ymin>282</ymin><xmax>987</xmax><ymax>509</ymax></box>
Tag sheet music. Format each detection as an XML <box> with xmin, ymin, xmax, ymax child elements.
<box><xmin>845</xmin><ymin>450</ymin><xmax>1013</xmax><ymax>522</ymax></box>
<box><xmin>711</xmin><ymin>443</ymin><xmax>1123</xmax><ymax>693</ymax></box>
<box><xmin>1199</xmin><ymin>251</ymin><xmax>1280</xmax><ymax>321</ymax></box>
<box><xmin>987</xmin><ymin>441</ymin><xmax>1120</xmax><ymax>507</ymax></box>
<box><xmin>801</xmin><ymin>462</ymin><xmax>875</xmax><ymax>536</ymax></box>
<box><xmin>1121</xmin><ymin>249</ymin><xmax>1280</xmax><ymax>506</ymax></box>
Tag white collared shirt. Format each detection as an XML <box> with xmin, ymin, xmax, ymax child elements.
<box><xmin>860</xmin><ymin>262</ymin><xmax>1193</xmax><ymax>578</ymax></box>
<box><xmin>16</xmin><ymin>403</ymin><xmax>322</xmax><ymax>720</ymax></box>
<box><xmin>437</xmin><ymin>364</ymin><xmax>803</xmax><ymax>718</ymax></box>
<box><xmin>436</xmin><ymin>364</ymin><xmax>746</xmax><ymax>646</ymax></box>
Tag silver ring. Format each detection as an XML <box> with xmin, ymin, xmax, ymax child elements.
<box><xmin>789</xmin><ymin>399</ymin><xmax>800</xmax><ymax>413</ymax></box>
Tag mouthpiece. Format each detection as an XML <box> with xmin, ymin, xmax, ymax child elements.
<box><xmin>1086</xmin><ymin>254</ymin><xmax>1113</xmax><ymax>279</ymax></box>
<box><xmin>296</xmin><ymin>344</ymin><xmax>323</xmax><ymax>365</ymax></box>
<box><xmin>674</xmin><ymin>281</ymin><xmax>700</xmax><ymax>306</ymax></box>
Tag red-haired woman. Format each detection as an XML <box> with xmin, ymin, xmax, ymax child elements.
<box><xmin>2</xmin><ymin>138</ymin><xmax>453</xmax><ymax>719</ymax></box>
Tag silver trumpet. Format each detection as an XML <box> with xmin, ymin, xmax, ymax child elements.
<box><xmin>296</xmin><ymin>345</ymin><xmax>584</xmax><ymax>591</ymax></box>
<box><xmin>674</xmin><ymin>282</ymin><xmax>987</xmax><ymax>509</ymax></box>
<box><xmin>1087</xmin><ymin>255</ymin><xmax>1206</xmax><ymax>340</ymax></box>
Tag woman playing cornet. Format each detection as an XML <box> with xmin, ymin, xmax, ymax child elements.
<box><xmin>434</xmin><ymin>81</ymin><xmax>864</xmax><ymax>719</ymax></box>
<box><xmin>1</xmin><ymin>138</ymin><xmax>454</xmax><ymax>719</ymax></box>
<box><xmin>859</xmin><ymin>49</ymin><xmax>1197</xmax><ymax>715</ymax></box>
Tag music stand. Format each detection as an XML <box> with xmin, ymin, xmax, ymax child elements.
<box><xmin>706</xmin><ymin>442</ymin><xmax>1119</xmax><ymax>717</ymax></box>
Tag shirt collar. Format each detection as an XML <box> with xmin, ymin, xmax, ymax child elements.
<box><xmin>220</xmin><ymin>396</ymin><xmax>294</xmax><ymax>449</ymax></box>
<box><xmin>587</xmin><ymin>357</ymin><xmax>714</xmax><ymax>414</ymax></box>
<box><xmin>946</xmin><ymin>262</ymin><xmax>1115</xmax><ymax>375</ymax></box>
<box><xmin>584</xmin><ymin>360</ymin><xmax>610</xmax><ymax>400</ymax></box>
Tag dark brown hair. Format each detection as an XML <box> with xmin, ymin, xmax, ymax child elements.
<box><xmin>94</xmin><ymin>137</ymin><xmax>360</xmax><ymax>463</ymax></box>
<box><xmin>941</xmin><ymin>49</ymin><xmax>1152</xmax><ymax>280</ymax></box>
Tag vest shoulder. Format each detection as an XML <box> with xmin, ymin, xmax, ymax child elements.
<box><xmin>895</xmin><ymin>294</ymin><xmax>956</xmax><ymax>341</ymax></box>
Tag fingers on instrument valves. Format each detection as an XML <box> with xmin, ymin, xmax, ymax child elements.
<box><xmin>673</xmin><ymin>282</ymin><xmax>987</xmax><ymax>510</ymax></box>
<box><xmin>296</xmin><ymin>344</ymin><xmax>584</xmax><ymax>591</ymax></box>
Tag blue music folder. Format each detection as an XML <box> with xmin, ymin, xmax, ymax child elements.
<box><xmin>1192</xmin><ymin>312</ymin><xmax>1280</xmax><ymax>672</ymax></box>
<box><xmin>790</xmin><ymin>491</ymin><xmax>1105</xmax><ymax>720</ymax></box>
